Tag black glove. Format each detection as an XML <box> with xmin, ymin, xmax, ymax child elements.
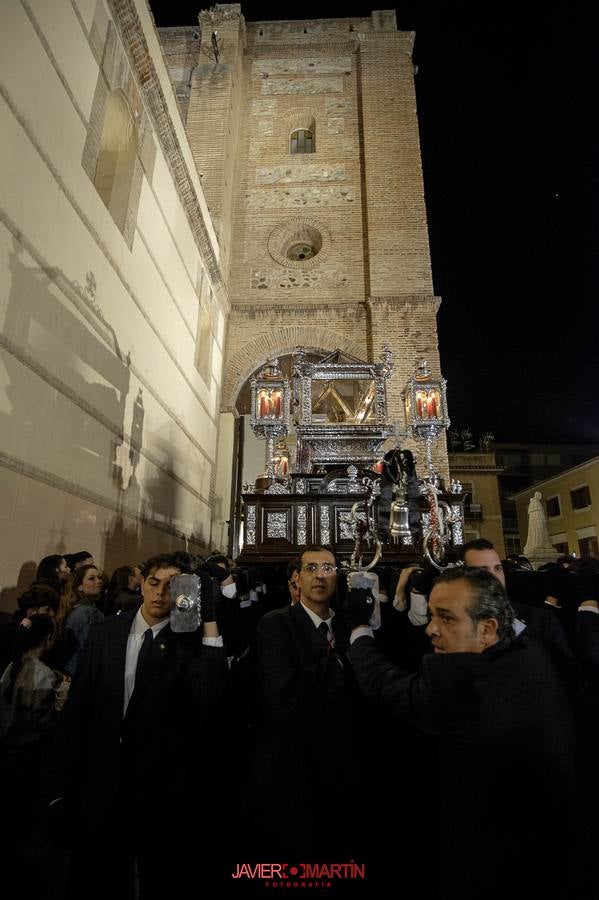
<box><xmin>202</xmin><ymin>562</ymin><xmax>230</xmax><ymax>584</ymax></box>
<box><xmin>408</xmin><ymin>563</ymin><xmax>438</xmax><ymax>597</ymax></box>
<box><xmin>342</xmin><ymin>588</ymin><xmax>375</xmax><ymax>631</ymax></box>
<box><xmin>235</xmin><ymin>568</ymin><xmax>252</xmax><ymax>597</ymax></box>
<box><xmin>198</xmin><ymin>570</ymin><xmax>222</xmax><ymax>622</ymax></box>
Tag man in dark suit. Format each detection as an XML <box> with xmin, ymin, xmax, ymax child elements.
<box><xmin>55</xmin><ymin>553</ymin><xmax>226</xmax><ymax>900</ymax></box>
<box><xmin>246</xmin><ymin>544</ymin><xmax>369</xmax><ymax>857</ymax></box>
<box><xmin>346</xmin><ymin>567</ymin><xmax>589</xmax><ymax>900</ymax></box>
<box><xmin>575</xmin><ymin>573</ymin><xmax>599</xmax><ymax>696</ymax></box>
<box><xmin>462</xmin><ymin>538</ymin><xmax>576</xmax><ymax>658</ymax></box>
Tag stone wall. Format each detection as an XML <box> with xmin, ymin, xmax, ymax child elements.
<box><xmin>208</xmin><ymin>7</ymin><xmax>448</xmax><ymax>478</ymax></box>
<box><xmin>0</xmin><ymin>0</ymin><xmax>226</xmax><ymax>600</ymax></box>
<box><xmin>154</xmin><ymin>26</ymin><xmax>200</xmax><ymax>121</ymax></box>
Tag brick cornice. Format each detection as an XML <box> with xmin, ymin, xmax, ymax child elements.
<box><xmin>368</xmin><ymin>295</ymin><xmax>442</xmax><ymax>313</ymax></box>
<box><xmin>230</xmin><ymin>301</ymin><xmax>368</xmax><ymax>314</ymax></box>
<box><xmin>247</xmin><ymin>40</ymin><xmax>359</xmax><ymax>56</ymax></box>
<box><xmin>358</xmin><ymin>31</ymin><xmax>414</xmax><ymax>53</ymax></box>
<box><xmin>108</xmin><ymin>0</ymin><xmax>223</xmax><ymax>287</ymax></box>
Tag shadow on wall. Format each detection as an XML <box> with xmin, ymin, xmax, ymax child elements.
<box><xmin>0</xmin><ymin>236</ymin><xmax>209</xmax><ymax>607</ymax></box>
<box><xmin>1</xmin><ymin>235</ymin><xmax>132</xmax><ymax>496</ymax></box>
<box><xmin>101</xmin><ymin>500</ymin><xmax>208</xmax><ymax>578</ymax></box>
<box><xmin>0</xmin><ymin>237</ymin><xmax>135</xmax><ymax>601</ymax></box>
<box><xmin>0</xmin><ymin>560</ymin><xmax>37</xmax><ymax>616</ymax></box>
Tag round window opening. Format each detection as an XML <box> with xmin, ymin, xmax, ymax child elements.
<box><xmin>268</xmin><ymin>219</ymin><xmax>328</xmax><ymax>269</ymax></box>
<box><xmin>287</xmin><ymin>243</ymin><xmax>316</xmax><ymax>261</ymax></box>
<box><xmin>283</xmin><ymin>225</ymin><xmax>323</xmax><ymax>263</ymax></box>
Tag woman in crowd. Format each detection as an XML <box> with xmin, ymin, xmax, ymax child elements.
<box><xmin>0</xmin><ymin>614</ymin><xmax>62</xmax><ymax>752</ymax></box>
<box><xmin>0</xmin><ymin>614</ymin><xmax>70</xmax><ymax>888</ymax></box>
<box><xmin>34</xmin><ymin>554</ymin><xmax>70</xmax><ymax>593</ymax></box>
<box><xmin>56</xmin><ymin>565</ymin><xmax>104</xmax><ymax>675</ymax></box>
<box><xmin>103</xmin><ymin>564</ymin><xmax>143</xmax><ymax>615</ymax></box>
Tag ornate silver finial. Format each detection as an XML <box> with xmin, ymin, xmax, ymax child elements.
<box><xmin>347</xmin><ymin>464</ymin><xmax>360</xmax><ymax>492</ymax></box>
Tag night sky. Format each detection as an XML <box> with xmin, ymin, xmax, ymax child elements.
<box><xmin>150</xmin><ymin>1</ymin><xmax>599</xmax><ymax>444</ymax></box>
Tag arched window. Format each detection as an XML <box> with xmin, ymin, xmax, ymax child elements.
<box><xmin>94</xmin><ymin>91</ymin><xmax>138</xmax><ymax>231</ymax></box>
<box><xmin>290</xmin><ymin>128</ymin><xmax>314</xmax><ymax>154</ymax></box>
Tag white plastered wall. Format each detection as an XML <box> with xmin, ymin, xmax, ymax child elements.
<box><xmin>0</xmin><ymin>0</ymin><xmax>226</xmax><ymax>605</ymax></box>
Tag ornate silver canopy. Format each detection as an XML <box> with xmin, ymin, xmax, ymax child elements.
<box><xmin>292</xmin><ymin>347</ymin><xmax>394</xmax><ymax>471</ymax></box>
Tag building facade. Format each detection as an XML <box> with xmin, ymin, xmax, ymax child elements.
<box><xmin>162</xmin><ymin>4</ymin><xmax>447</xmax><ymax>543</ymax></box>
<box><xmin>448</xmin><ymin>451</ymin><xmax>504</xmax><ymax>552</ymax></box>
<box><xmin>0</xmin><ymin>1</ymin><xmax>445</xmax><ymax>602</ymax></box>
<box><xmin>493</xmin><ymin>442</ymin><xmax>599</xmax><ymax>555</ymax></box>
<box><xmin>513</xmin><ymin>456</ymin><xmax>599</xmax><ymax>559</ymax></box>
<box><xmin>0</xmin><ymin>0</ymin><xmax>230</xmax><ymax>606</ymax></box>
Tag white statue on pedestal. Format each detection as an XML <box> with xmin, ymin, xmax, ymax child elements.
<box><xmin>523</xmin><ymin>491</ymin><xmax>555</xmax><ymax>559</ymax></box>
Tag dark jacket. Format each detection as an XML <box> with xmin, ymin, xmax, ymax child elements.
<box><xmin>348</xmin><ymin>634</ymin><xmax>588</xmax><ymax>899</ymax></box>
<box><xmin>247</xmin><ymin>603</ymin><xmax>370</xmax><ymax>855</ymax></box>
<box><xmin>55</xmin><ymin>609</ymin><xmax>226</xmax><ymax>821</ymax></box>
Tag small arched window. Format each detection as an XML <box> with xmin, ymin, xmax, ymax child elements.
<box><xmin>290</xmin><ymin>128</ymin><xmax>314</xmax><ymax>154</ymax></box>
<box><xmin>94</xmin><ymin>91</ymin><xmax>137</xmax><ymax>231</ymax></box>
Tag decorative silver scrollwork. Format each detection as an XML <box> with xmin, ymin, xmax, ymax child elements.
<box><xmin>320</xmin><ymin>506</ymin><xmax>330</xmax><ymax>545</ymax></box>
<box><xmin>267</xmin><ymin>511</ymin><xmax>288</xmax><ymax>539</ymax></box>
<box><xmin>246</xmin><ymin>506</ymin><xmax>256</xmax><ymax>545</ymax></box>
<box><xmin>347</xmin><ymin>465</ymin><xmax>360</xmax><ymax>492</ymax></box>
<box><xmin>420</xmin><ymin>482</ymin><xmax>464</xmax><ymax>570</ymax></box>
<box><xmin>266</xmin><ymin>481</ymin><xmax>290</xmax><ymax>495</ymax></box>
<box><xmin>339</xmin><ymin>509</ymin><xmax>366</xmax><ymax>541</ymax></box>
<box><xmin>297</xmin><ymin>505</ymin><xmax>307</xmax><ymax>544</ymax></box>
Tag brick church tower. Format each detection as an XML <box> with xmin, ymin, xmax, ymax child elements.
<box><xmin>161</xmin><ymin>4</ymin><xmax>447</xmax><ymax>545</ymax></box>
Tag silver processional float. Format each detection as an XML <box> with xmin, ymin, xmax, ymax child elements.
<box><xmin>242</xmin><ymin>350</ymin><xmax>465</xmax><ymax>573</ymax></box>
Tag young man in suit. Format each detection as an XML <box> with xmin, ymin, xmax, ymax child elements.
<box><xmin>245</xmin><ymin>545</ymin><xmax>370</xmax><ymax>857</ymax></box>
<box><xmin>56</xmin><ymin>553</ymin><xmax>226</xmax><ymax>899</ymax></box>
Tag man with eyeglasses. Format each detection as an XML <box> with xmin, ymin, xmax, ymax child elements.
<box><xmin>345</xmin><ymin>566</ymin><xmax>590</xmax><ymax>899</ymax></box>
<box><xmin>245</xmin><ymin>545</ymin><xmax>368</xmax><ymax>856</ymax></box>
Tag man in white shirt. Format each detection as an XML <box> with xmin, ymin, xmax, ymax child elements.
<box><xmin>246</xmin><ymin>546</ymin><xmax>368</xmax><ymax>858</ymax></box>
<box><xmin>57</xmin><ymin>553</ymin><xmax>226</xmax><ymax>899</ymax></box>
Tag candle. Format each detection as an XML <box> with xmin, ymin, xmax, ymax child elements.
<box><xmin>259</xmin><ymin>391</ymin><xmax>270</xmax><ymax>418</ymax></box>
<box><xmin>427</xmin><ymin>391</ymin><xmax>438</xmax><ymax>417</ymax></box>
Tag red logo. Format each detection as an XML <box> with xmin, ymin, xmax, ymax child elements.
<box><xmin>231</xmin><ymin>861</ymin><xmax>366</xmax><ymax>888</ymax></box>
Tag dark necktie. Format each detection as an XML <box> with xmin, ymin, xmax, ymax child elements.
<box><xmin>135</xmin><ymin>628</ymin><xmax>154</xmax><ymax>685</ymax></box>
<box><xmin>318</xmin><ymin>621</ymin><xmax>334</xmax><ymax>653</ymax></box>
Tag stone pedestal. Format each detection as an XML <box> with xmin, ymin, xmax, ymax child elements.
<box><xmin>525</xmin><ymin>547</ymin><xmax>559</xmax><ymax>570</ymax></box>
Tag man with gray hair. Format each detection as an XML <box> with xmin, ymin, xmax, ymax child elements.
<box><xmin>345</xmin><ymin>567</ymin><xmax>589</xmax><ymax>899</ymax></box>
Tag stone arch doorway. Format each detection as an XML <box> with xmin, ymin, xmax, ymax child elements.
<box><xmin>221</xmin><ymin>326</ymin><xmax>367</xmax><ymax>413</ymax></box>
<box><xmin>220</xmin><ymin>324</ymin><xmax>368</xmax><ymax>557</ymax></box>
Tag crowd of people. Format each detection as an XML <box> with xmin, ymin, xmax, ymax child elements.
<box><xmin>1</xmin><ymin>540</ymin><xmax>598</xmax><ymax>898</ymax></box>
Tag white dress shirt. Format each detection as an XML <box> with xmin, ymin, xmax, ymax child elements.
<box><xmin>300</xmin><ymin>600</ymin><xmax>334</xmax><ymax>638</ymax></box>
<box><xmin>123</xmin><ymin>609</ymin><xmax>170</xmax><ymax>715</ymax></box>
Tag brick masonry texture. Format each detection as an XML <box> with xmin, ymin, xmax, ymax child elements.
<box><xmin>159</xmin><ymin>6</ymin><xmax>448</xmax><ymax>476</ymax></box>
